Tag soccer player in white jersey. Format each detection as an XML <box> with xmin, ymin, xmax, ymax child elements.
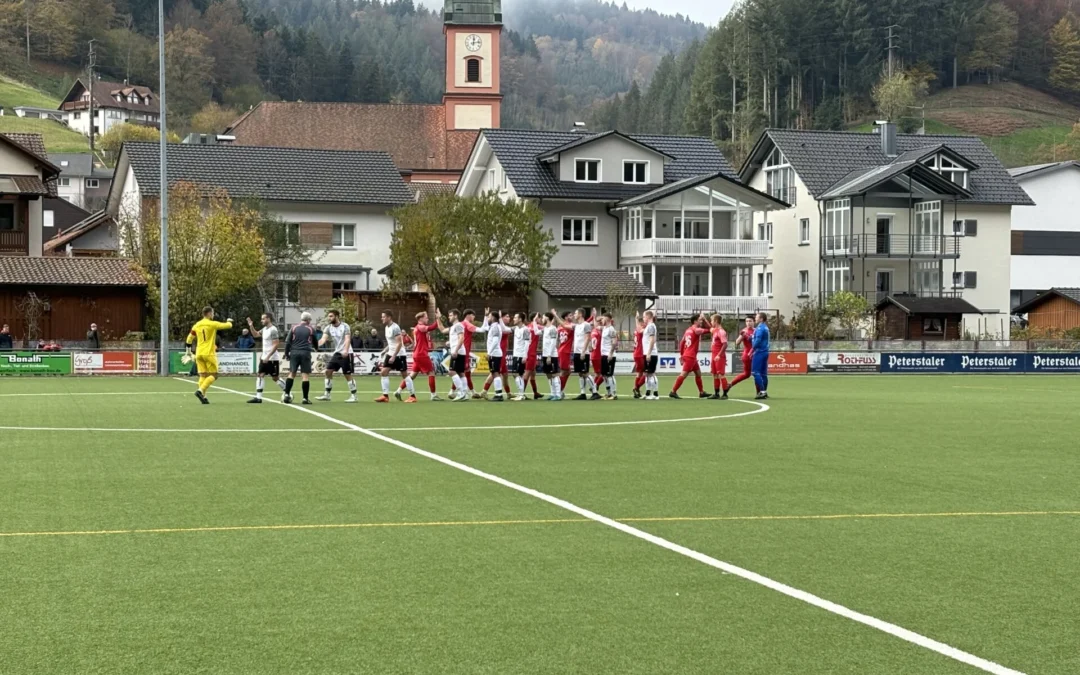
<box><xmin>317</xmin><ymin>309</ymin><xmax>358</xmax><ymax>402</ymax></box>
<box><xmin>375</xmin><ymin>310</ymin><xmax>408</xmax><ymax>403</ymax></box>
<box><xmin>570</xmin><ymin>306</ymin><xmax>596</xmax><ymax>400</ymax></box>
<box><xmin>445</xmin><ymin>310</ymin><xmax>471</xmax><ymax>402</ymax></box>
<box><xmin>599</xmin><ymin>312</ymin><xmax>619</xmax><ymax>399</ymax></box>
<box><xmin>473</xmin><ymin>309</ymin><xmax>507</xmax><ymax>402</ymax></box>
<box><xmin>510</xmin><ymin>312</ymin><xmax>533</xmax><ymax>401</ymax></box>
<box><xmin>246</xmin><ymin>314</ymin><xmax>287</xmax><ymax>403</ymax></box>
<box><xmin>540</xmin><ymin>312</ymin><xmax>562</xmax><ymax>400</ymax></box>
<box><xmin>641</xmin><ymin>310</ymin><xmax>660</xmax><ymax>400</ymax></box>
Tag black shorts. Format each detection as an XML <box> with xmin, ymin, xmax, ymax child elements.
<box><xmin>258</xmin><ymin>360</ymin><xmax>280</xmax><ymax>377</ymax></box>
<box><xmin>512</xmin><ymin>357</ymin><xmax>526</xmax><ymax>376</ymax></box>
<box><xmin>326</xmin><ymin>353</ymin><xmax>354</xmax><ymax>375</ymax></box>
<box><xmin>451</xmin><ymin>354</ymin><xmax>467</xmax><ymax>374</ymax></box>
<box><xmin>573</xmin><ymin>354</ymin><xmax>590</xmax><ymax>374</ymax></box>
<box><xmin>488</xmin><ymin>355</ymin><xmax>503</xmax><ymax>374</ymax></box>
<box><xmin>542</xmin><ymin>356</ymin><xmax>558</xmax><ymax>375</ymax></box>
<box><xmin>601</xmin><ymin>355</ymin><xmax>617</xmax><ymax>377</ymax></box>
<box><xmin>644</xmin><ymin>355</ymin><xmax>659</xmax><ymax>375</ymax></box>
<box><xmin>382</xmin><ymin>355</ymin><xmax>408</xmax><ymax>373</ymax></box>
<box><xmin>288</xmin><ymin>352</ymin><xmax>312</xmax><ymax>375</ymax></box>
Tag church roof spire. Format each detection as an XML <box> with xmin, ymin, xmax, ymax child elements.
<box><xmin>443</xmin><ymin>0</ymin><xmax>502</xmax><ymax>26</ymax></box>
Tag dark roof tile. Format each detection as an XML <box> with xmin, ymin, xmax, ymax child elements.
<box><xmin>0</xmin><ymin>256</ymin><xmax>144</xmax><ymax>286</ymax></box>
<box><xmin>540</xmin><ymin>268</ymin><xmax>655</xmax><ymax>298</ymax></box>
<box><xmin>876</xmin><ymin>295</ymin><xmax>982</xmax><ymax>314</ymax></box>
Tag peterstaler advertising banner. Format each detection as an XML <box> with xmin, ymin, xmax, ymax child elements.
<box><xmin>880</xmin><ymin>353</ymin><xmax>954</xmax><ymax>373</ymax></box>
<box><xmin>0</xmin><ymin>351</ymin><xmax>72</xmax><ymax>375</ymax></box>
<box><xmin>809</xmin><ymin>352</ymin><xmax>881</xmax><ymax>373</ymax></box>
<box><xmin>1026</xmin><ymin>354</ymin><xmax>1080</xmax><ymax>372</ymax></box>
<box><xmin>956</xmin><ymin>354</ymin><xmax>1025</xmax><ymax>373</ymax></box>
<box><xmin>879</xmin><ymin>353</ymin><xmax>1080</xmax><ymax>374</ymax></box>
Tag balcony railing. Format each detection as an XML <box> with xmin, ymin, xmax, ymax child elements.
<box><xmin>60</xmin><ymin>100</ymin><xmax>90</xmax><ymax>111</ymax></box>
<box><xmin>622</xmin><ymin>238</ymin><xmax>770</xmax><ymax>260</ymax></box>
<box><xmin>821</xmin><ymin>234</ymin><xmax>961</xmax><ymax>259</ymax></box>
<box><xmin>822</xmin><ymin>289</ymin><xmax>963</xmax><ymax>305</ymax></box>
<box><xmin>0</xmin><ymin>230</ymin><xmax>28</xmax><ymax>254</ymax></box>
<box><xmin>653</xmin><ymin>295</ymin><xmax>768</xmax><ymax>317</ymax></box>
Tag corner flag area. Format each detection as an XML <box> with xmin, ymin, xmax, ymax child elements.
<box><xmin>2</xmin><ymin>375</ymin><xmax>1078</xmax><ymax>674</ymax></box>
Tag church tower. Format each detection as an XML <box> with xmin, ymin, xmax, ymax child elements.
<box><xmin>443</xmin><ymin>0</ymin><xmax>502</xmax><ymax>131</ymax></box>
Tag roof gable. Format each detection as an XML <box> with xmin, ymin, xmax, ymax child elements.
<box><xmin>875</xmin><ymin>295</ymin><xmax>982</xmax><ymax>315</ymax></box>
<box><xmin>1012</xmin><ymin>288</ymin><xmax>1080</xmax><ymax>314</ymax></box>
<box><xmin>0</xmin><ymin>133</ymin><xmax>60</xmax><ymax>177</ymax></box>
<box><xmin>537</xmin><ymin>130</ymin><xmax>673</xmax><ymax>162</ymax></box>
<box><xmin>741</xmin><ymin>129</ymin><xmax>1032</xmax><ymax>206</ymax></box>
<box><xmin>121</xmin><ymin>142</ymin><xmax>413</xmax><ymax>206</ymax></box>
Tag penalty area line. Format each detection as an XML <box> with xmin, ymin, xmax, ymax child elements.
<box><xmin>193</xmin><ymin>378</ymin><xmax>1025</xmax><ymax>675</ymax></box>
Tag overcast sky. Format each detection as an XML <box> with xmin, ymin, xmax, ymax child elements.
<box><xmin>419</xmin><ymin>0</ymin><xmax>736</xmax><ymax>27</ymax></box>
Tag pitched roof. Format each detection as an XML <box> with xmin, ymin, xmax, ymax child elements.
<box><xmin>1012</xmin><ymin>288</ymin><xmax>1080</xmax><ymax>314</ymax></box>
<box><xmin>819</xmin><ymin>160</ymin><xmax>972</xmax><ymax>200</ymax></box>
<box><xmin>540</xmin><ymin>268</ymin><xmax>656</xmax><ymax>298</ymax></box>
<box><xmin>617</xmin><ymin>171</ymin><xmax>790</xmax><ymax>209</ymax></box>
<box><xmin>43</xmin><ymin>210</ymin><xmax>113</xmax><ymax>253</ymax></box>
<box><xmin>224</xmin><ymin>102</ymin><xmax>477</xmax><ymax>172</ymax></box>
<box><xmin>875</xmin><ymin>295</ymin><xmax>982</xmax><ymax>315</ymax></box>
<box><xmin>410</xmin><ymin>182</ymin><xmax>457</xmax><ymax>202</ymax></box>
<box><xmin>63</xmin><ymin>78</ymin><xmax>159</xmax><ymax>114</ymax></box>
<box><xmin>742</xmin><ymin>129</ymin><xmax>1033</xmax><ymax>205</ymax></box>
<box><xmin>537</xmin><ymin>130</ymin><xmax>674</xmax><ymax>161</ymax></box>
<box><xmin>481</xmin><ymin>128</ymin><xmax>737</xmax><ymax>201</ymax></box>
<box><xmin>1</xmin><ymin>133</ymin><xmax>60</xmax><ymax>175</ymax></box>
<box><xmin>0</xmin><ymin>256</ymin><xmax>144</xmax><ymax>286</ymax></box>
<box><xmin>50</xmin><ymin>153</ymin><xmax>110</xmax><ymax>179</ymax></box>
<box><xmin>1008</xmin><ymin>160</ymin><xmax>1080</xmax><ymax>179</ymax></box>
<box><xmin>122</xmin><ymin>142</ymin><xmax>413</xmax><ymax>206</ymax></box>
<box><xmin>0</xmin><ymin>175</ymin><xmax>51</xmax><ymax>196</ymax></box>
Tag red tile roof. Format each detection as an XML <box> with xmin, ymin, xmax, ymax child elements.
<box><xmin>225</xmin><ymin>102</ymin><xmax>478</xmax><ymax>172</ymax></box>
<box><xmin>0</xmin><ymin>256</ymin><xmax>145</xmax><ymax>286</ymax></box>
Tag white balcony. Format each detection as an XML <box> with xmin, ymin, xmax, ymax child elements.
<box><xmin>653</xmin><ymin>295</ymin><xmax>768</xmax><ymax>317</ymax></box>
<box><xmin>621</xmin><ymin>238</ymin><xmax>770</xmax><ymax>262</ymax></box>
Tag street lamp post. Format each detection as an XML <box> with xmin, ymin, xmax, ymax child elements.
<box><xmin>158</xmin><ymin>0</ymin><xmax>169</xmax><ymax>375</ymax></box>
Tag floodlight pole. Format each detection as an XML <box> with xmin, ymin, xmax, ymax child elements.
<box><xmin>158</xmin><ymin>0</ymin><xmax>170</xmax><ymax>375</ymax></box>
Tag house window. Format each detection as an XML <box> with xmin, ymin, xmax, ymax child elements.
<box><xmin>623</xmin><ymin>161</ymin><xmax>648</xmax><ymax>184</ymax></box>
<box><xmin>952</xmin><ymin>219</ymin><xmax>978</xmax><ymax>236</ymax></box>
<box><xmin>675</xmin><ymin>219</ymin><xmax>709</xmax><ymax>239</ymax></box>
<box><xmin>466</xmin><ymin>57</ymin><xmax>481</xmax><ymax>83</ymax></box>
<box><xmin>914</xmin><ymin>201</ymin><xmax>942</xmax><ymax>254</ymax></box>
<box><xmin>332</xmin><ymin>281</ymin><xmax>356</xmax><ymax>298</ymax></box>
<box><xmin>623</xmin><ymin>211</ymin><xmax>653</xmax><ymax>240</ymax></box>
<box><xmin>824</xmin><ymin>198</ymin><xmax>851</xmax><ymax>254</ymax></box>
<box><xmin>799</xmin><ymin>218</ymin><xmax>810</xmax><ymax>245</ymax></box>
<box><xmin>562</xmin><ymin>217</ymin><xmax>597</xmax><ymax>244</ymax></box>
<box><xmin>574</xmin><ymin>159</ymin><xmax>600</xmax><ymax>183</ymax></box>
<box><xmin>914</xmin><ymin>261</ymin><xmax>941</xmax><ymax>295</ymax></box>
<box><xmin>765</xmin><ymin>272</ymin><xmax>773</xmax><ymax>296</ymax></box>
<box><xmin>275</xmin><ymin>280</ymin><xmax>299</xmax><ymax>304</ymax></box>
<box><xmin>488</xmin><ymin>169</ymin><xmax>497</xmax><ymax>191</ymax></box>
<box><xmin>285</xmin><ymin>223</ymin><xmax>301</xmax><ymax>245</ymax></box>
<box><xmin>756</xmin><ymin>272</ymin><xmax>765</xmax><ymax>296</ymax></box>
<box><xmin>824</xmin><ymin>259</ymin><xmax>850</xmax><ymax>295</ymax></box>
<box><xmin>798</xmin><ymin>270</ymin><xmax>810</xmax><ymax>296</ymax></box>
<box><xmin>43</xmin><ymin>210</ymin><xmax>55</xmax><ymax>228</ymax></box>
<box><xmin>58</xmin><ymin>177</ymin><xmax>71</xmax><ymax>187</ymax></box>
<box><xmin>923</xmin><ymin>317</ymin><xmax>945</xmax><ymax>334</ymax></box>
<box><xmin>73</xmin><ymin>112</ymin><xmax>81</xmax><ymax>119</ymax></box>
<box><xmin>764</xmin><ymin>147</ymin><xmax>796</xmax><ymax>206</ymax></box>
<box><xmin>924</xmin><ymin>154</ymin><xmax>969</xmax><ymax>188</ymax></box>
<box><xmin>0</xmin><ymin>203</ymin><xmax>15</xmax><ymax>230</ymax></box>
<box><xmin>952</xmin><ymin>271</ymin><xmax>978</xmax><ymax>289</ymax></box>
<box><xmin>756</xmin><ymin>222</ymin><xmax>773</xmax><ymax>246</ymax></box>
<box><xmin>85</xmin><ymin>179</ymin><xmax>99</xmax><ymax>189</ymax></box>
<box><xmin>332</xmin><ymin>224</ymin><xmax>355</xmax><ymax>248</ymax></box>
<box><xmin>501</xmin><ymin>170</ymin><xmax>508</xmax><ymax>191</ymax></box>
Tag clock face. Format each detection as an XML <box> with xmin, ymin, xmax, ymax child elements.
<box><xmin>465</xmin><ymin>34</ymin><xmax>483</xmax><ymax>52</ymax></box>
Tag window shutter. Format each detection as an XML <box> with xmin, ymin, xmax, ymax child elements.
<box><xmin>299</xmin><ymin>223</ymin><xmax>333</xmax><ymax>248</ymax></box>
<box><xmin>953</xmin><ymin>220</ymin><xmax>964</xmax><ymax>235</ymax></box>
<box><xmin>299</xmin><ymin>280</ymin><xmax>333</xmax><ymax>307</ymax></box>
<box><xmin>965</xmin><ymin>272</ymin><xmax>977</xmax><ymax>289</ymax></box>
<box><xmin>964</xmin><ymin>219</ymin><xmax>978</xmax><ymax>236</ymax></box>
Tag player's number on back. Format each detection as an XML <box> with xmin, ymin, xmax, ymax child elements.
<box><xmin>202</xmin><ymin>329</ymin><xmax>209</xmax><ymax>341</ymax></box>
<box><xmin>684</xmin><ymin>336</ymin><xmax>692</xmax><ymax>348</ymax></box>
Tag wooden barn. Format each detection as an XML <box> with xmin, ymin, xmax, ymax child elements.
<box><xmin>875</xmin><ymin>295</ymin><xmax>982</xmax><ymax>341</ymax></box>
<box><xmin>1012</xmin><ymin>289</ymin><xmax>1080</xmax><ymax>332</ymax></box>
<box><xmin>0</xmin><ymin>257</ymin><xmax>146</xmax><ymax>344</ymax></box>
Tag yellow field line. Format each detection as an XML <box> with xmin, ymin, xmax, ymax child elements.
<box><xmin>2</xmin><ymin>510</ymin><xmax>1078</xmax><ymax>539</ymax></box>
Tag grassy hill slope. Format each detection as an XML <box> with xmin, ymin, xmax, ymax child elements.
<box><xmin>0</xmin><ymin>116</ymin><xmax>89</xmax><ymax>154</ymax></box>
<box><xmin>0</xmin><ymin>75</ymin><xmax>60</xmax><ymax>111</ymax></box>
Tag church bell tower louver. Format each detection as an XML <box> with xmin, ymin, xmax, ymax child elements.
<box><xmin>443</xmin><ymin>0</ymin><xmax>502</xmax><ymax>130</ymax></box>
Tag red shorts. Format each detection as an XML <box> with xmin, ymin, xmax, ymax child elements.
<box><xmin>591</xmin><ymin>356</ymin><xmax>602</xmax><ymax>374</ymax></box>
<box><xmin>559</xmin><ymin>353</ymin><xmax>571</xmax><ymax>371</ymax></box>
<box><xmin>680</xmin><ymin>355</ymin><xmax>701</xmax><ymax>373</ymax></box>
<box><xmin>526</xmin><ymin>355</ymin><xmax>538</xmax><ymax>372</ymax></box>
<box><xmin>412</xmin><ymin>355</ymin><xmax>434</xmax><ymax>374</ymax></box>
<box><xmin>710</xmin><ymin>354</ymin><xmax>727</xmax><ymax>375</ymax></box>
<box><xmin>633</xmin><ymin>355</ymin><xmax>645</xmax><ymax>373</ymax></box>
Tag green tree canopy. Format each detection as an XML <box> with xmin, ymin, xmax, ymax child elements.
<box><xmin>1049</xmin><ymin>16</ymin><xmax>1080</xmax><ymax>92</ymax></box>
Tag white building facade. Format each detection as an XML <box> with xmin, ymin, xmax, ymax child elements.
<box><xmin>58</xmin><ymin>79</ymin><xmax>160</xmax><ymax>139</ymax></box>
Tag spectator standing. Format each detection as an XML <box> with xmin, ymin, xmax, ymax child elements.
<box><xmin>351</xmin><ymin>331</ymin><xmax>365</xmax><ymax>351</ymax></box>
<box><xmin>236</xmin><ymin>328</ymin><xmax>256</xmax><ymax>350</ymax></box>
<box><xmin>0</xmin><ymin>324</ymin><xmax>12</xmax><ymax>350</ymax></box>
<box><xmin>87</xmin><ymin>323</ymin><xmax>101</xmax><ymax>349</ymax></box>
<box><xmin>364</xmin><ymin>328</ymin><xmax>385</xmax><ymax>350</ymax></box>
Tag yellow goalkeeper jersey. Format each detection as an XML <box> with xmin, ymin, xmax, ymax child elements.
<box><xmin>187</xmin><ymin>319</ymin><xmax>233</xmax><ymax>357</ymax></box>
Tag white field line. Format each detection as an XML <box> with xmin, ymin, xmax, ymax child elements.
<box><xmin>0</xmin><ymin>391</ymin><xmax>190</xmax><ymax>397</ymax></box>
<box><xmin>0</xmin><ymin>426</ymin><xmax>347</xmax><ymax>433</ymax></box>
<box><xmin>185</xmin><ymin>378</ymin><xmax>1024</xmax><ymax>675</ymax></box>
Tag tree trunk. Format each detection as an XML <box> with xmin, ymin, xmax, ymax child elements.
<box><xmin>953</xmin><ymin>54</ymin><xmax>958</xmax><ymax>89</ymax></box>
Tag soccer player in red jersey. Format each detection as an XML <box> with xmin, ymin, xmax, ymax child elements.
<box><xmin>670</xmin><ymin>312</ymin><xmax>709</xmax><ymax>399</ymax></box>
<box><xmin>498</xmin><ymin>311</ymin><xmax>512</xmax><ymax>397</ymax></box>
<box><xmin>631</xmin><ymin>313</ymin><xmax>646</xmax><ymax>398</ymax></box>
<box><xmin>555</xmin><ymin>310</ymin><xmax>575</xmax><ymax>392</ymax></box>
<box><xmin>589</xmin><ymin>319</ymin><xmax>604</xmax><ymax>398</ymax></box>
<box><xmin>524</xmin><ymin>313</ymin><xmax>544</xmax><ymax>399</ymax></box>
<box><xmin>725</xmin><ymin>316</ymin><xmax>758</xmax><ymax>396</ymax></box>
<box><xmin>395</xmin><ymin>309</ymin><xmax>444</xmax><ymax>402</ymax></box>
<box><xmin>708</xmin><ymin>313</ymin><xmax>730</xmax><ymax>400</ymax></box>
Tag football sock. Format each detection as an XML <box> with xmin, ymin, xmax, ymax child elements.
<box><xmin>284</xmin><ymin>378</ymin><xmax>294</xmax><ymax>395</ymax></box>
<box><xmin>483</xmin><ymin>380</ymin><xmax>492</xmax><ymax>392</ymax></box>
<box><xmin>276</xmin><ymin>378</ymin><xmax>286</xmax><ymax>391</ymax></box>
<box><xmin>255</xmin><ymin>376</ymin><xmax>264</xmax><ymax>400</ymax></box>
<box><xmin>721</xmin><ymin>376</ymin><xmax>729</xmax><ymax>391</ymax></box>
<box><xmin>451</xmin><ymin>374</ymin><xmax>464</xmax><ymax>392</ymax></box>
<box><xmin>493</xmin><ymin>376</ymin><xmax>503</xmax><ymax>394</ymax></box>
<box><xmin>673</xmin><ymin>374</ymin><xmax>685</xmax><ymax>392</ymax></box>
<box><xmin>301</xmin><ymin>380</ymin><xmax>310</xmax><ymax>399</ymax></box>
<box><xmin>405</xmin><ymin>376</ymin><xmax>415</xmax><ymax>395</ymax></box>
<box><xmin>465</xmin><ymin>372</ymin><xmax>474</xmax><ymax>390</ymax></box>
<box><xmin>761</xmin><ymin>374</ymin><xmax>768</xmax><ymax>392</ymax></box>
<box><xmin>428</xmin><ymin>376</ymin><xmax>436</xmax><ymax>393</ymax></box>
<box><xmin>202</xmin><ymin>375</ymin><xmax>216</xmax><ymax>393</ymax></box>
<box><xmin>579</xmin><ymin>375</ymin><xmax>587</xmax><ymax>394</ymax></box>
<box><xmin>196</xmin><ymin>376</ymin><xmax>205</xmax><ymax>391</ymax></box>
<box><xmin>348</xmin><ymin>380</ymin><xmax>357</xmax><ymax>394</ymax></box>
<box><xmin>694</xmin><ymin>374</ymin><xmax>704</xmax><ymax>394</ymax></box>
<box><xmin>594</xmin><ymin>374</ymin><xmax>604</xmax><ymax>389</ymax></box>
<box><xmin>713</xmin><ymin>377</ymin><xmax>721</xmax><ymax>394</ymax></box>
<box><xmin>380</xmin><ymin>376</ymin><xmax>390</xmax><ymax>395</ymax></box>
<box><xmin>324</xmin><ymin>378</ymin><xmax>333</xmax><ymax>393</ymax></box>
<box><xmin>530</xmin><ymin>379</ymin><xmax>539</xmax><ymax>395</ymax></box>
<box><xmin>515</xmin><ymin>375</ymin><xmax>525</xmax><ymax>393</ymax></box>
<box><xmin>607</xmin><ymin>377</ymin><xmax>616</xmax><ymax>395</ymax></box>
<box><xmin>560</xmin><ymin>374</ymin><xmax>569</xmax><ymax>390</ymax></box>
<box><xmin>634</xmin><ymin>374</ymin><xmax>645</xmax><ymax>389</ymax></box>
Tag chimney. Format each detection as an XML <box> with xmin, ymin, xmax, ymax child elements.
<box><xmin>876</xmin><ymin>120</ymin><xmax>898</xmax><ymax>157</ymax></box>
<box><xmin>572</xmin><ymin>121</ymin><xmax>588</xmax><ymax>133</ymax></box>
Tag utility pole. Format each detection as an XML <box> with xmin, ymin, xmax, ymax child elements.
<box><xmin>24</xmin><ymin>0</ymin><xmax>30</xmax><ymax>63</ymax></box>
<box><xmin>158</xmin><ymin>0</ymin><xmax>170</xmax><ymax>375</ymax></box>
<box><xmin>88</xmin><ymin>39</ymin><xmax>97</xmax><ymax>155</ymax></box>
<box><xmin>885</xmin><ymin>25</ymin><xmax>900</xmax><ymax>78</ymax></box>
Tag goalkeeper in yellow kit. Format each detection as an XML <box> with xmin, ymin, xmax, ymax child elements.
<box><xmin>185</xmin><ymin>306</ymin><xmax>233</xmax><ymax>404</ymax></box>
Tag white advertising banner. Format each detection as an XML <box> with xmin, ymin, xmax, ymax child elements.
<box><xmin>217</xmin><ymin>352</ymin><xmax>256</xmax><ymax>374</ymax></box>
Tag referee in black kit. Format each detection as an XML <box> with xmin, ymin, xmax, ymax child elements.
<box><xmin>283</xmin><ymin>312</ymin><xmax>317</xmax><ymax>405</ymax></box>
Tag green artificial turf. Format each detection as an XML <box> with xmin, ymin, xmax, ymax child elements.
<box><xmin>1</xmin><ymin>375</ymin><xmax>1078</xmax><ymax>674</ymax></box>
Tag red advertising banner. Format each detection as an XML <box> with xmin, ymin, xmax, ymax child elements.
<box><xmin>768</xmin><ymin>352</ymin><xmax>808</xmax><ymax>374</ymax></box>
<box><xmin>73</xmin><ymin>351</ymin><xmax>158</xmax><ymax>374</ymax></box>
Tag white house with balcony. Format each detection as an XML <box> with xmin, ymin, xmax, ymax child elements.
<box><xmin>58</xmin><ymin>79</ymin><xmax>160</xmax><ymax>139</ymax></box>
<box><xmin>739</xmin><ymin>123</ymin><xmax>1033</xmax><ymax>337</ymax></box>
<box><xmin>457</xmin><ymin>128</ymin><xmax>788</xmax><ymax>317</ymax></box>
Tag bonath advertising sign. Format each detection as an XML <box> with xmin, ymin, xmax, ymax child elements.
<box><xmin>808</xmin><ymin>352</ymin><xmax>881</xmax><ymax>373</ymax></box>
<box><xmin>0</xmin><ymin>351</ymin><xmax>72</xmax><ymax>375</ymax></box>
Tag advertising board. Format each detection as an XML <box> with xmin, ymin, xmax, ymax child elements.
<box><xmin>767</xmin><ymin>352</ymin><xmax>808</xmax><ymax>374</ymax></box>
<box><xmin>0</xmin><ymin>351</ymin><xmax>72</xmax><ymax>375</ymax></box>
<box><xmin>808</xmin><ymin>352</ymin><xmax>881</xmax><ymax>373</ymax></box>
<box><xmin>1027</xmin><ymin>353</ymin><xmax>1080</xmax><ymax>373</ymax></box>
<box><xmin>169</xmin><ymin>351</ymin><xmax>255</xmax><ymax>374</ymax></box>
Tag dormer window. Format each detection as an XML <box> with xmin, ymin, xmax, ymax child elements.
<box><xmin>923</xmin><ymin>154</ymin><xmax>968</xmax><ymax>189</ymax></box>
<box><xmin>465</xmin><ymin>57</ymin><xmax>481</xmax><ymax>83</ymax></box>
<box><xmin>764</xmin><ymin>147</ymin><xmax>796</xmax><ymax>205</ymax></box>
<box><xmin>575</xmin><ymin>159</ymin><xmax>600</xmax><ymax>183</ymax></box>
<box><xmin>623</xmin><ymin>160</ymin><xmax>648</xmax><ymax>184</ymax></box>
